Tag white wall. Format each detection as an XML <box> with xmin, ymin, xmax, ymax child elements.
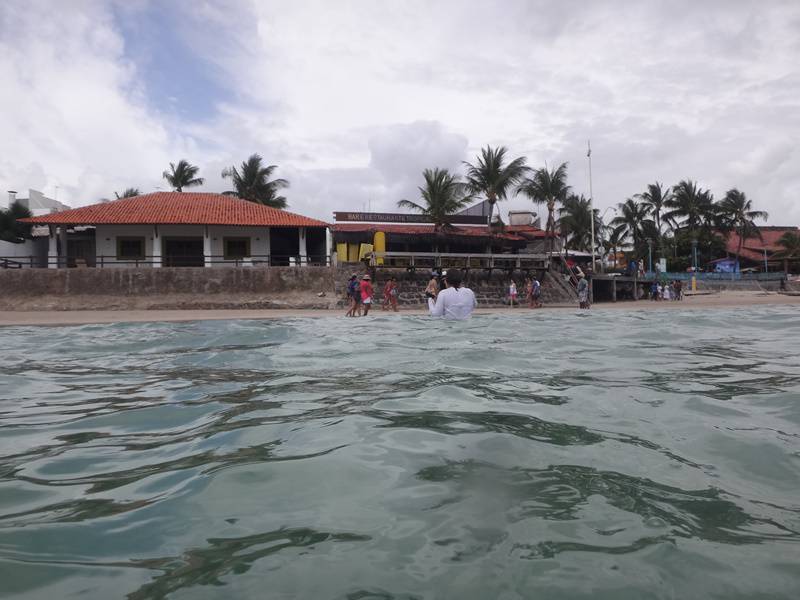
<box><xmin>94</xmin><ymin>224</ymin><xmax>275</xmax><ymax>267</ymax></box>
<box><xmin>0</xmin><ymin>238</ymin><xmax>48</xmax><ymax>266</ymax></box>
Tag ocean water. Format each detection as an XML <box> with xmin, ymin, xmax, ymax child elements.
<box><xmin>0</xmin><ymin>307</ymin><xmax>799</xmax><ymax>599</ymax></box>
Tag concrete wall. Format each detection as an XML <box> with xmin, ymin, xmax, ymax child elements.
<box><xmin>0</xmin><ymin>266</ymin><xmax>335</xmax><ymax>297</ymax></box>
<box><xmin>94</xmin><ymin>225</ymin><xmax>275</xmax><ymax>266</ymax></box>
<box><xmin>335</xmin><ymin>265</ymin><xmax>576</xmax><ymax>307</ymax></box>
<box><xmin>0</xmin><ymin>238</ymin><xmax>48</xmax><ymax>266</ymax></box>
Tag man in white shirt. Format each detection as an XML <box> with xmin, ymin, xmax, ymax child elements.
<box><xmin>428</xmin><ymin>269</ymin><xmax>477</xmax><ymax>320</ymax></box>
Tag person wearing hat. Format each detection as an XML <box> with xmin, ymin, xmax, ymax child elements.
<box><xmin>360</xmin><ymin>274</ymin><xmax>374</xmax><ymax>316</ymax></box>
<box><xmin>576</xmin><ymin>272</ymin><xmax>590</xmax><ymax>309</ymax></box>
<box><xmin>345</xmin><ymin>273</ymin><xmax>361</xmax><ymax>317</ymax></box>
<box><xmin>428</xmin><ymin>269</ymin><xmax>477</xmax><ymax>320</ymax></box>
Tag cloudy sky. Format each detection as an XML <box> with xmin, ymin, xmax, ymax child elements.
<box><xmin>1</xmin><ymin>0</ymin><xmax>798</xmax><ymax>224</ymax></box>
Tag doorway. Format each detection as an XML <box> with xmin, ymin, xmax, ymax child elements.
<box><xmin>163</xmin><ymin>237</ymin><xmax>205</xmax><ymax>267</ymax></box>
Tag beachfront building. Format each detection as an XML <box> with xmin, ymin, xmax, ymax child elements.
<box><xmin>330</xmin><ymin>207</ymin><xmax>558</xmax><ymax>264</ymax></box>
<box><xmin>18</xmin><ymin>192</ymin><xmax>329</xmax><ymax>268</ymax></box>
<box><xmin>721</xmin><ymin>226</ymin><xmax>799</xmax><ymax>272</ymax></box>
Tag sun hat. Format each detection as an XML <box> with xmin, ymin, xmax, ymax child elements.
<box><xmin>363</xmin><ymin>274</ymin><xmax>371</xmax><ymax>280</ymax></box>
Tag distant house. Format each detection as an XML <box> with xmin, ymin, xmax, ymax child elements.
<box><xmin>723</xmin><ymin>226</ymin><xmax>799</xmax><ymax>270</ymax></box>
<box><xmin>19</xmin><ymin>192</ymin><xmax>329</xmax><ymax>268</ymax></box>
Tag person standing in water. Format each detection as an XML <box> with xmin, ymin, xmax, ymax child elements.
<box><xmin>428</xmin><ymin>269</ymin><xmax>477</xmax><ymax>320</ymax></box>
<box><xmin>360</xmin><ymin>274</ymin><xmax>374</xmax><ymax>316</ymax></box>
<box><xmin>424</xmin><ymin>273</ymin><xmax>439</xmax><ymax>301</ymax></box>
<box><xmin>576</xmin><ymin>273</ymin><xmax>590</xmax><ymax>309</ymax></box>
<box><xmin>382</xmin><ymin>276</ymin><xmax>399</xmax><ymax>312</ymax></box>
<box><xmin>345</xmin><ymin>274</ymin><xmax>360</xmax><ymax>317</ymax></box>
<box><xmin>531</xmin><ymin>276</ymin><xmax>542</xmax><ymax>308</ymax></box>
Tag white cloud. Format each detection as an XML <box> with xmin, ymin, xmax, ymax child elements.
<box><xmin>1</xmin><ymin>0</ymin><xmax>799</xmax><ymax>226</ymax></box>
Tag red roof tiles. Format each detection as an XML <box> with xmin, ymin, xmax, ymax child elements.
<box><xmin>19</xmin><ymin>192</ymin><xmax>328</xmax><ymax>228</ymax></box>
<box><xmin>724</xmin><ymin>226</ymin><xmax>798</xmax><ymax>262</ymax></box>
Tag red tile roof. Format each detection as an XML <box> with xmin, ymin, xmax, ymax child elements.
<box><xmin>504</xmin><ymin>224</ymin><xmax>554</xmax><ymax>238</ymax></box>
<box><xmin>724</xmin><ymin>226</ymin><xmax>798</xmax><ymax>262</ymax></box>
<box><xmin>19</xmin><ymin>192</ymin><xmax>328</xmax><ymax>227</ymax></box>
<box><xmin>331</xmin><ymin>223</ymin><xmax>526</xmax><ymax>241</ymax></box>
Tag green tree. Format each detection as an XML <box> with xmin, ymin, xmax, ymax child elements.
<box><xmin>665</xmin><ymin>180</ymin><xmax>715</xmax><ymax>235</ymax></box>
<box><xmin>636</xmin><ymin>182</ymin><xmax>672</xmax><ymax>241</ymax></box>
<box><xmin>115</xmin><ymin>188</ymin><xmax>140</xmax><ymax>199</ymax></box>
<box><xmin>517</xmin><ymin>162</ymin><xmax>570</xmax><ymax>252</ymax></box>
<box><xmin>717</xmin><ymin>189</ymin><xmax>768</xmax><ymax>270</ymax></box>
<box><xmin>0</xmin><ymin>201</ymin><xmax>33</xmax><ymax>243</ymax></box>
<box><xmin>397</xmin><ymin>168</ymin><xmax>474</xmax><ymax>231</ymax></box>
<box><xmin>162</xmin><ymin>160</ymin><xmax>204</xmax><ymax>192</ymax></box>
<box><xmin>610</xmin><ymin>197</ymin><xmax>652</xmax><ymax>255</ymax></box>
<box><xmin>604</xmin><ymin>223</ymin><xmax>628</xmax><ymax>270</ymax></box>
<box><xmin>776</xmin><ymin>232</ymin><xmax>800</xmax><ymax>272</ymax></box>
<box><xmin>463</xmin><ymin>146</ymin><xmax>528</xmax><ymax>225</ymax></box>
<box><xmin>222</xmin><ymin>154</ymin><xmax>289</xmax><ymax>209</ymax></box>
<box><xmin>558</xmin><ymin>194</ymin><xmax>602</xmax><ymax>253</ymax></box>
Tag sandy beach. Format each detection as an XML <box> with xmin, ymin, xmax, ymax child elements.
<box><xmin>0</xmin><ymin>290</ymin><xmax>796</xmax><ymax>327</ymax></box>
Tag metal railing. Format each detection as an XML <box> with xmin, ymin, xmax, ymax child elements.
<box><xmin>0</xmin><ymin>254</ymin><xmax>332</xmax><ymax>268</ymax></box>
<box><xmin>367</xmin><ymin>251</ymin><xmax>549</xmax><ymax>271</ymax></box>
<box><xmin>644</xmin><ymin>271</ymin><xmax>786</xmax><ymax>281</ymax></box>
<box><xmin>0</xmin><ymin>257</ymin><xmax>23</xmax><ymax>269</ymax></box>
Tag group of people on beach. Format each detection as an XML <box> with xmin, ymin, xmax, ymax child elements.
<box><xmin>345</xmin><ymin>273</ymin><xmax>398</xmax><ymax>317</ymax></box>
<box><xmin>650</xmin><ymin>279</ymin><xmax>683</xmax><ymax>301</ymax></box>
<box><xmin>507</xmin><ymin>276</ymin><xmax>543</xmax><ymax>308</ymax></box>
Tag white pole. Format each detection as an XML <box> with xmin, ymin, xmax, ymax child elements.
<box><xmin>587</xmin><ymin>140</ymin><xmax>596</xmax><ymax>272</ymax></box>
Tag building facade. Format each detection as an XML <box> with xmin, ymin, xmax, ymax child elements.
<box><xmin>19</xmin><ymin>192</ymin><xmax>329</xmax><ymax>268</ymax></box>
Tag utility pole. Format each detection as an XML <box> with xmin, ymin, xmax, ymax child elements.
<box><xmin>587</xmin><ymin>140</ymin><xmax>596</xmax><ymax>273</ymax></box>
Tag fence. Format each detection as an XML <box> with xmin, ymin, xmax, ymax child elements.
<box><xmin>644</xmin><ymin>271</ymin><xmax>786</xmax><ymax>281</ymax></box>
<box><xmin>0</xmin><ymin>254</ymin><xmax>332</xmax><ymax>269</ymax></box>
<box><xmin>367</xmin><ymin>251</ymin><xmax>549</xmax><ymax>271</ymax></box>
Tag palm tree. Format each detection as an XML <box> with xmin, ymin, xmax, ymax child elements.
<box><xmin>162</xmin><ymin>160</ymin><xmax>204</xmax><ymax>192</ymax></box>
<box><xmin>222</xmin><ymin>154</ymin><xmax>289</xmax><ymax>209</ymax></box>
<box><xmin>463</xmin><ymin>146</ymin><xmax>528</xmax><ymax>225</ymax></box>
<box><xmin>777</xmin><ymin>231</ymin><xmax>800</xmax><ymax>274</ymax></box>
<box><xmin>610</xmin><ymin>197</ymin><xmax>652</xmax><ymax>253</ymax></box>
<box><xmin>604</xmin><ymin>224</ymin><xmax>627</xmax><ymax>270</ymax></box>
<box><xmin>0</xmin><ymin>201</ymin><xmax>33</xmax><ymax>243</ymax></box>
<box><xmin>115</xmin><ymin>188</ymin><xmax>140</xmax><ymax>199</ymax></box>
<box><xmin>636</xmin><ymin>182</ymin><xmax>671</xmax><ymax>239</ymax></box>
<box><xmin>665</xmin><ymin>180</ymin><xmax>715</xmax><ymax>234</ymax></box>
<box><xmin>517</xmin><ymin>162</ymin><xmax>570</xmax><ymax>252</ymax></box>
<box><xmin>397</xmin><ymin>168</ymin><xmax>474</xmax><ymax>231</ymax></box>
<box><xmin>558</xmin><ymin>194</ymin><xmax>602</xmax><ymax>253</ymax></box>
<box><xmin>717</xmin><ymin>189</ymin><xmax>768</xmax><ymax>271</ymax></box>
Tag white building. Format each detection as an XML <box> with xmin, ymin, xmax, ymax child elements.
<box><xmin>20</xmin><ymin>192</ymin><xmax>329</xmax><ymax>268</ymax></box>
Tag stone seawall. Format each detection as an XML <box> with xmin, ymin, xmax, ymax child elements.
<box><xmin>0</xmin><ymin>267</ymin><xmax>337</xmax><ymax>310</ymax></box>
<box><xmin>335</xmin><ymin>264</ymin><xmax>576</xmax><ymax>307</ymax></box>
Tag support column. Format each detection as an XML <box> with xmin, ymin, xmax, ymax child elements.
<box><xmin>48</xmin><ymin>226</ymin><xmax>58</xmax><ymax>268</ymax></box>
<box><xmin>612</xmin><ymin>278</ymin><xmax>617</xmax><ymax>302</ymax></box>
<box><xmin>298</xmin><ymin>227</ymin><xmax>307</xmax><ymax>267</ymax></box>
<box><xmin>203</xmin><ymin>226</ymin><xmax>212</xmax><ymax>267</ymax></box>
<box><xmin>58</xmin><ymin>226</ymin><xmax>68</xmax><ymax>268</ymax></box>
<box><xmin>152</xmin><ymin>226</ymin><xmax>161</xmax><ymax>268</ymax></box>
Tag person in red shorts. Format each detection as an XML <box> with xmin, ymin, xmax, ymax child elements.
<box><xmin>360</xmin><ymin>274</ymin><xmax>374</xmax><ymax>316</ymax></box>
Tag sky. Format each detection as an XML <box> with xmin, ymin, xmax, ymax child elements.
<box><xmin>1</xmin><ymin>0</ymin><xmax>798</xmax><ymax>224</ymax></box>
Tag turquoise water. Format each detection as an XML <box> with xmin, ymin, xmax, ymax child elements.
<box><xmin>1</xmin><ymin>307</ymin><xmax>799</xmax><ymax>599</ymax></box>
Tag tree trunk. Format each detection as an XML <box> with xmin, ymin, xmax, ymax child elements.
<box><xmin>546</xmin><ymin>199</ymin><xmax>556</xmax><ymax>254</ymax></box>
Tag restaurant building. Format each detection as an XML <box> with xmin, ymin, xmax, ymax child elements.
<box><xmin>18</xmin><ymin>192</ymin><xmax>329</xmax><ymax>268</ymax></box>
<box><xmin>330</xmin><ymin>204</ymin><xmax>557</xmax><ymax>263</ymax></box>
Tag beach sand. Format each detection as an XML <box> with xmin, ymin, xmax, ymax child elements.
<box><xmin>0</xmin><ymin>291</ymin><xmax>796</xmax><ymax>327</ymax></box>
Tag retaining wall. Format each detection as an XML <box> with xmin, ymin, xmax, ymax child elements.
<box><xmin>335</xmin><ymin>264</ymin><xmax>576</xmax><ymax>307</ymax></box>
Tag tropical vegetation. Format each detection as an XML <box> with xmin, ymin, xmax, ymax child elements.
<box><xmin>115</xmin><ymin>188</ymin><xmax>140</xmax><ymax>199</ymax></box>
<box><xmin>398</xmin><ymin>168</ymin><xmax>474</xmax><ymax>231</ymax></box>
<box><xmin>517</xmin><ymin>162</ymin><xmax>570</xmax><ymax>252</ymax></box>
<box><xmin>162</xmin><ymin>160</ymin><xmax>204</xmax><ymax>192</ymax></box>
<box><xmin>558</xmin><ymin>194</ymin><xmax>602</xmax><ymax>252</ymax></box>
<box><xmin>463</xmin><ymin>146</ymin><xmax>528</xmax><ymax>225</ymax></box>
<box><xmin>222</xmin><ymin>154</ymin><xmax>289</xmax><ymax>209</ymax></box>
<box><xmin>0</xmin><ymin>201</ymin><xmax>33</xmax><ymax>243</ymax></box>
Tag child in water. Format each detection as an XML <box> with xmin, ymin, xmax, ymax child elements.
<box><xmin>509</xmin><ymin>280</ymin><xmax>517</xmax><ymax>307</ymax></box>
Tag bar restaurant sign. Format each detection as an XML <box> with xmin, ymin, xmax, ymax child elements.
<box><xmin>333</xmin><ymin>211</ymin><xmax>487</xmax><ymax>225</ymax></box>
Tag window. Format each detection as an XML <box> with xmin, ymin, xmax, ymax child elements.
<box><xmin>117</xmin><ymin>237</ymin><xmax>145</xmax><ymax>260</ymax></box>
<box><xmin>224</xmin><ymin>237</ymin><xmax>251</xmax><ymax>260</ymax></box>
